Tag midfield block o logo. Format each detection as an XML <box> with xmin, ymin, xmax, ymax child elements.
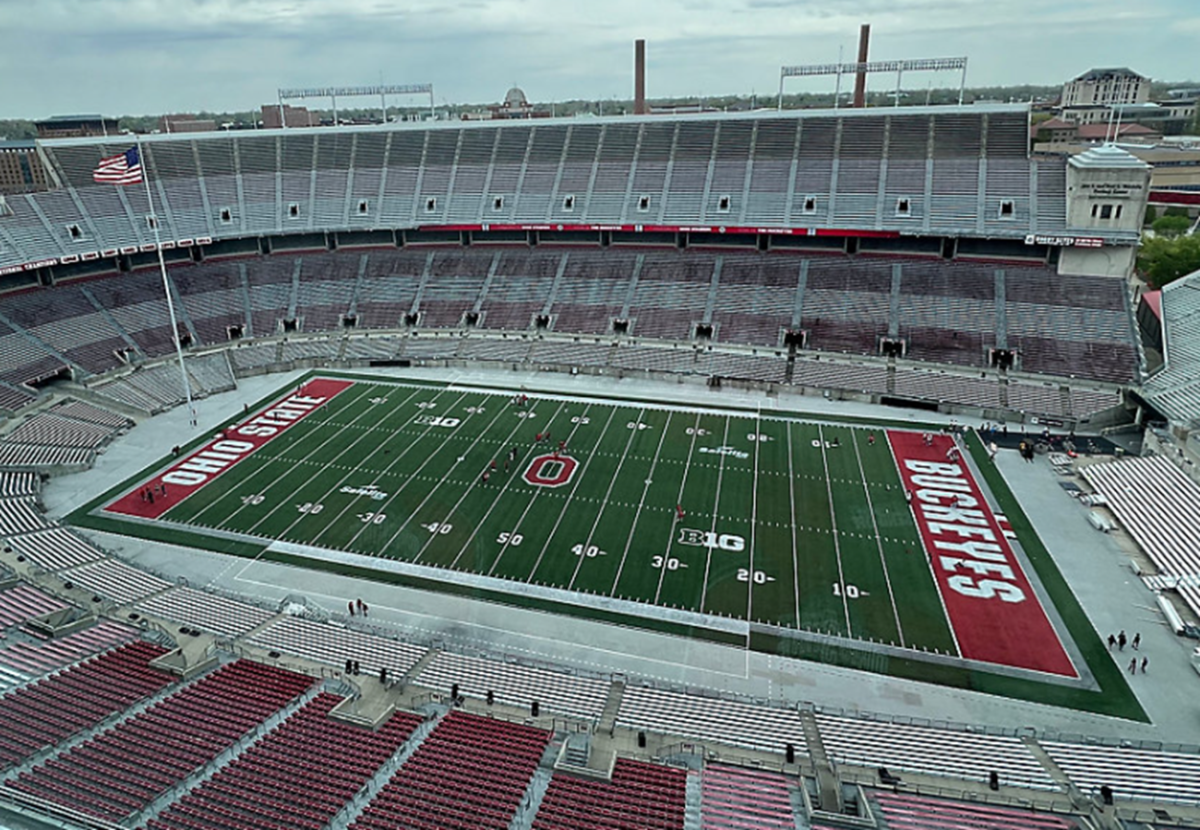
<box><xmin>523</xmin><ymin>454</ymin><xmax>579</xmax><ymax>488</ymax></box>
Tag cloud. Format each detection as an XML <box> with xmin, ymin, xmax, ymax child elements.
<box><xmin>0</xmin><ymin>0</ymin><xmax>1195</xmax><ymax>118</ymax></box>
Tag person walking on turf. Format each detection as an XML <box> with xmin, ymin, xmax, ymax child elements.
<box><xmin>1128</xmin><ymin>658</ymin><xmax>1137</xmax><ymax>674</ymax></box>
<box><xmin>1132</xmin><ymin>632</ymin><xmax>1141</xmax><ymax>650</ymax></box>
<box><xmin>1107</xmin><ymin>634</ymin><xmax>1116</xmax><ymax>650</ymax></box>
<box><xmin>1118</xmin><ymin>630</ymin><xmax>1127</xmax><ymax>651</ymax></box>
<box><xmin>1140</xmin><ymin>656</ymin><xmax>1148</xmax><ymax>673</ymax></box>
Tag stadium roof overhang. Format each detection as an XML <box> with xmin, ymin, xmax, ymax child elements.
<box><xmin>1140</xmin><ymin>270</ymin><xmax>1200</xmax><ymax>428</ymax></box>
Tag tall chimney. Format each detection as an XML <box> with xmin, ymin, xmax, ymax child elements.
<box><xmin>852</xmin><ymin>24</ymin><xmax>870</xmax><ymax>108</ymax></box>
<box><xmin>634</xmin><ymin>39</ymin><xmax>647</xmax><ymax>115</ymax></box>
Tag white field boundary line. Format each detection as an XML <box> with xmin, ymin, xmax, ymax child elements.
<box><xmin>852</xmin><ymin>429</ymin><xmax>906</xmax><ymax>648</ymax></box>
<box><xmin>260</xmin><ymin>538</ymin><xmax>750</xmax><ymax>638</ymax></box>
<box><xmin>183</xmin><ymin>381</ymin><xmax>382</xmax><ymax>528</ymax></box>
<box><xmin>410</xmin><ymin>399</ymin><xmax>552</xmax><ymax>566</ymax></box>
<box><xmin>887</xmin><ymin>432</ymin><xmax>962</xmax><ymax>659</ymax></box>
<box><xmin>608</xmin><ymin>410</ymin><xmax>674</xmax><ymax>596</ymax></box>
<box><xmin>523</xmin><ymin>405</ymin><xmax>620</xmax><ymax>581</ymax></box>
<box><xmin>258</xmin><ymin>387</ymin><xmax>472</xmax><ymax>546</ymax></box>
<box><xmin>343</xmin><ymin>391</ymin><xmax>512</xmax><ymax>554</ymax></box>
<box><xmin>787</xmin><ymin>422</ymin><xmax>801</xmax><ymax>627</ymax></box>
<box><xmin>486</xmin><ymin>400</ymin><xmax>570</xmax><ymax>576</ymax></box>
<box><xmin>564</xmin><ymin>407</ymin><xmax>646</xmax><ymax>591</ymax></box>
<box><xmin>818</xmin><ymin>424</ymin><xmax>853</xmax><ymax>636</ymax></box>
<box><xmin>446</xmin><ymin>404</ymin><xmax>570</xmax><ymax>571</ymax></box>
<box><xmin>698</xmin><ymin>415</ymin><xmax>733</xmax><ymax>612</ymax></box>
<box><xmin>653</xmin><ymin>412</ymin><xmax>703</xmax><ymax>606</ymax></box>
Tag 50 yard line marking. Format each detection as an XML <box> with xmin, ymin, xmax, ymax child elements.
<box><xmin>697</xmin><ymin>415</ymin><xmax>733</xmax><ymax>612</ymax></box>
<box><xmin>522</xmin><ymin>406</ymin><xmax>619</xmax><ymax>582</ymax></box>
<box><xmin>746</xmin><ymin>406</ymin><xmax>761</xmax><ymax>623</ymax></box>
<box><xmin>852</xmin><ymin>430</ymin><xmax>905</xmax><ymax>647</ymax></box>
<box><xmin>609</xmin><ymin>410</ymin><xmax>673</xmax><ymax>596</ymax></box>
<box><xmin>787</xmin><ymin>422</ymin><xmax>800</xmax><ymax>626</ymax></box>
<box><xmin>818</xmin><ymin>424</ymin><xmax>853</xmax><ymax>635</ymax></box>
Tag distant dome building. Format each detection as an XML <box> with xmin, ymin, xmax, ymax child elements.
<box><xmin>462</xmin><ymin>86</ymin><xmax>550</xmax><ymax>120</ymax></box>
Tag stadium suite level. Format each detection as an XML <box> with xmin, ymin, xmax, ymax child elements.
<box><xmin>71</xmin><ymin>374</ymin><xmax>1140</xmax><ymax>717</ymax></box>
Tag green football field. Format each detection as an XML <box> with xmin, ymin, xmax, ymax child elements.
<box><xmin>125</xmin><ymin>376</ymin><xmax>958</xmax><ymax>647</ymax></box>
<box><xmin>79</xmin><ymin>373</ymin><xmax>1149</xmax><ymax>717</ymax></box>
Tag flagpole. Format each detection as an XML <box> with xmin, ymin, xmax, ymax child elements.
<box><xmin>135</xmin><ymin>134</ymin><xmax>196</xmax><ymax>427</ymax></box>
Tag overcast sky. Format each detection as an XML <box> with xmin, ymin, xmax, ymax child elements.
<box><xmin>0</xmin><ymin>0</ymin><xmax>1196</xmax><ymax>119</ymax></box>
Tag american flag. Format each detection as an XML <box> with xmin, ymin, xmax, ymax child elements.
<box><xmin>93</xmin><ymin>147</ymin><xmax>143</xmax><ymax>185</ymax></box>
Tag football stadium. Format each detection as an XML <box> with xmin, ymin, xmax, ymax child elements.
<box><xmin>2</xmin><ymin>53</ymin><xmax>1200</xmax><ymax>830</ymax></box>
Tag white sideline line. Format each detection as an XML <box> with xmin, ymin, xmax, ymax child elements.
<box><xmin>787</xmin><ymin>422</ymin><xmax>801</xmax><ymax>627</ymax></box>
<box><xmin>852</xmin><ymin>429</ymin><xmax>905</xmax><ymax>647</ymax></box>
<box><xmin>609</xmin><ymin>410</ymin><xmax>673</xmax><ymax>597</ymax></box>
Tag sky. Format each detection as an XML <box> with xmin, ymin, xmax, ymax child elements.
<box><xmin>0</xmin><ymin>0</ymin><xmax>1196</xmax><ymax>119</ymax></box>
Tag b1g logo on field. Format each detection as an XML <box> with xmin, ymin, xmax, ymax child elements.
<box><xmin>523</xmin><ymin>454</ymin><xmax>579</xmax><ymax>488</ymax></box>
<box><xmin>677</xmin><ymin>528</ymin><xmax>746</xmax><ymax>552</ymax></box>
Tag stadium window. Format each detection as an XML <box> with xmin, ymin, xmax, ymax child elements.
<box><xmin>492</xmin><ymin>196</ymin><xmax>504</xmax><ymax>211</ymax></box>
<box><xmin>144</xmin><ymin>215</ymin><xmax>158</xmax><ymax>230</ymax></box>
<box><xmin>637</xmin><ymin>195</ymin><xmax>651</xmax><ymax>212</ymax></box>
<box><xmin>998</xmin><ymin>200</ymin><xmax>1015</xmax><ymax>219</ymax></box>
<box><xmin>562</xmin><ymin>195</ymin><xmax>575</xmax><ymax>212</ymax></box>
<box><xmin>288</xmin><ymin>203</ymin><xmax>300</xmax><ymax>219</ymax></box>
<box><xmin>358</xmin><ymin>200</ymin><xmax>369</xmax><ymax>215</ymax></box>
<box><xmin>717</xmin><ymin>195</ymin><xmax>731</xmax><ymax>213</ymax></box>
<box><xmin>1091</xmin><ymin>204</ymin><xmax>1099</xmax><ymax>218</ymax></box>
<box><xmin>895</xmin><ymin>197</ymin><xmax>911</xmax><ymax>217</ymax></box>
<box><xmin>219</xmin><ymin>208</ymin><xmax>232</xmax><ymax>224</ymax></box>
<box><xmin>802</xmin><ymin>196</ymin><xmax>817</xmax><ymax>214</ymax></box>
<box><xmin>1100</xmin><ymin>204</ymin><xmax>1113</xmax><ymax>220</ymax></box>
<box><xmin>425</xmin><ymin>197</ymin><xmax>437</xmax><ymax>213</ymax></box>
<box><xmin>67</xmin><ymin>224</ymin><xmax>82</xmax><ymax>240</ymax></box>
<box><xmin>1115</xmin><ymin>204</ymin><xmax>1123</xmax><ymax>220</ymax></box>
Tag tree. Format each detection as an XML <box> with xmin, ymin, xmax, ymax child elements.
<box><xmin>1138</xmin><ymin>234</ymin><xmax>1200</xmax><ymax>289</ymax></box>
<box><xmin>1153</xmin><ymin>215</ymin><xmax>1193</xmax><ymax>236</ymax></box>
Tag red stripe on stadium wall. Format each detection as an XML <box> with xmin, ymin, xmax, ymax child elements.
<box><xmin>105</xmin><ymin>378</ymin><xmax>354</xmax><ymax>520</ymax></box>
<box><xmin>887</xmin><ymin>430</ymin><xmax>1077</xmax><ymax>678</ymax></box>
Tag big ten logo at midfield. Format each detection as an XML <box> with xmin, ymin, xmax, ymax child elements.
<box><xmin>523</xmin><ymin>454</ymin><xmax>579</xmax><ymax>488</ymax></box>
<box><xmin>677</xmin><ymin>528</ymin><xmax>746</xmax><ymax>552</ymax></box>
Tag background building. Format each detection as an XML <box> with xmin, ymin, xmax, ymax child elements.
<box><xmin>0</xmin><ymin>140</ymin><xmax>47</xmax><ymax>195</ymax></box>
<box><xmin>260</xmin><ymin>104</ymin><xmax>320</xmax><ymax>129</ymax></box>
<box><xmin>1062</xmin><ymin>67</ymin><xmax>1151</xmax><ymax>107</ymax></box>
<box><xmin>34</xmin><ymin>114</ymin><xmax>120</xmax><ymax>138</ymax></box>
<box><xmin>159</xmin><ymin>114</ymin><xmax>218</xmax><ymax>133</ymax></box>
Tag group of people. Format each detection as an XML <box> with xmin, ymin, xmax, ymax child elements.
<box><xmin>1106</xmin><ymin>629</ymin><xmax>1149</xmax><ymax>674</ymax></box>
<box><xmin>139</xmin><ymin>483</ymin><xmax>167</xmax><ymax>504</ymax></box>
<box><xmin>347</xmin><ymin>597</ymin><xmax>369</xmax><ymax>617</ymax></box>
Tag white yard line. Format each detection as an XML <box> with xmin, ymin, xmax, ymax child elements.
<box><xmin>609</xmin><ymin>411</ymin><xmax>673</xmax><ymax>597</ymax></box>
<box><xmin>652</xmin><ymin>412</ymin><xmax>703</xmax><ymax>605</ymax></box>
<box><xmin>188</xmin><ymin>381</ymin><xmax>382</xmax><ymax>528</ymax></box>
<box><xmin>485</xmin><ymin>400</ymin><xmax>572</xmax><ymax>576</ymax></box>
<box><xmin>565</xmin><ymin>407</ymin><xmax>645</xmax><ymax>591</ymax></box>
<box><xmin>697</xmin><ymin>416</ymin><xmax>732</xmax><ymax>612</ymax></box>
<box><xmin>852</xmin><ymin>430</ymin><xmax>905</xmax><ymax>647</ymax></box>
<box><xmin>523</xmin><ymin>406</ymin><xmax>619</xmax><ymax>581</ymax></box>
<box><xmin>787</xmin><ymin>422</ymin><xmax>801</xmax><ymax>627</ymax></box>
<box><xmin>274</xmin><ymin>388</ymin><xmax>471</xmax><ymax>545</ymax></box>
<box><xmin>345</xmin><ymin>392</ymin><xmax>511</xmax><ymax>553</ymax></box>
<box><xmin>818</xmin><ymin>424</ymin><xmax>853</xmax><ymax>635</ymax></box>
<box><xmin>746</xmin><ymin>405</ymin><xmax>761</xmax><ymax>623</ymax></box>
<box><xmin>411</xmin><ymin>401</ymin><xmax>543</xmax><ymax>565</ymax></box>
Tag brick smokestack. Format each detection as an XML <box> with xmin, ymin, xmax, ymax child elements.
<box><xmin>634</xmin><ymin>39</ymin><xmax>646</xmax><ymax>115</ymax></box>
<box><xmin>852</xmin><ymin>24</ymin><xmax>870</xmax><ymax>108</ymax></box>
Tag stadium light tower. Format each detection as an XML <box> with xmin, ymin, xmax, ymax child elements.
<box><xmin>778</xmin><ymin>56</ymin><xmax>968</xmax><ymax>110</ymax></box>
<box><xmin>277</xmin><ymin>84</ymin><xmax>436</xmax><ymax>126</ymax></box>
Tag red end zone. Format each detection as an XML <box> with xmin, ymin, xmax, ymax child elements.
<box><xmin>105</xmin><ymin>378</ymin><xmax>354</xmax><ymax>519</ymax></box>
<box><xmin>888</xmin><ymin>430</ymin><xmax>1077</xmax><ymax>678</ymax></box>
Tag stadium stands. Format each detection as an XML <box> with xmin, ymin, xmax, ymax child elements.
<box><xmin>700</xmin><ymin>764</ymin><xmax>797</xmax><ymax>830</ymax></box>
<box><xmin>0</xmin><ymin>620</ymin><xmax>136</xmax><ymax>677</ymax></box>
<box><xmin>416</xmin><ymin>650</ymin><xmax>610</xmax><ymax>721</ymax></box>
<box><xmin>815</xmin><ymin>713</ymin><xmax>1056</xmax><ymax>790</ymax></box>
<box><xmin>5</xmin><ymin>659</ymin><xmax>314</xmax><ymax>821</ymax></box>
<box><xmin>1081</xmin><ymin>455</ymin><xmax>1200</xmax><ymax>618</ymax></box>
<box><xmin>0</xmin><ymin>584</ymin><xmax>66</xmax><ymax>628</ymax></box>
<box><xmin>871</xmin><ymin>792</ymin><xmax>1077</xmax><ymax>829</ymax></box>
<box><xmin>533</xmin><ymin>758</ymin><xmax>688</xmax><ymax>830</ymax></box>
<box><xmin>1042</xmin><ymin>741</ymin><xmax>1200</xmax><ymax>805</ymax></box>
<box><xmin>617</xmin><ymin>685</ymin><xmax>808</xmax><ymax>756</ymax></box>
<box><xmin>351</xmin><ymin>710</ymin><xmax>552</xmax><ymax>830</ymax></box>
<box><xmin>146</xmin><ymin>692</ymin><xmax>423</xmax><ymax>830</ymax></box>
<box><xmin>59</xmin><ymin>558</ymin><xmax>173</xmax><ymax>605</ymax></box>
<box><xmin>247</xmin><ymin>615</ymin><xmax>427</xmax><ymax>678</ymax></box>
<box><xmin>4</xmin><ymin>528</ymin><xmax>107</xmax><ymax>571</ymax></box>
<box><xmin>0</xmin><ymin>640</ymin><xmax>174</xmax><ymax>770</ymax></box>
<box><xmin>134</xmin><ymin>586</ymin><xmax>275</xmax><ymax>638</ymax></box>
